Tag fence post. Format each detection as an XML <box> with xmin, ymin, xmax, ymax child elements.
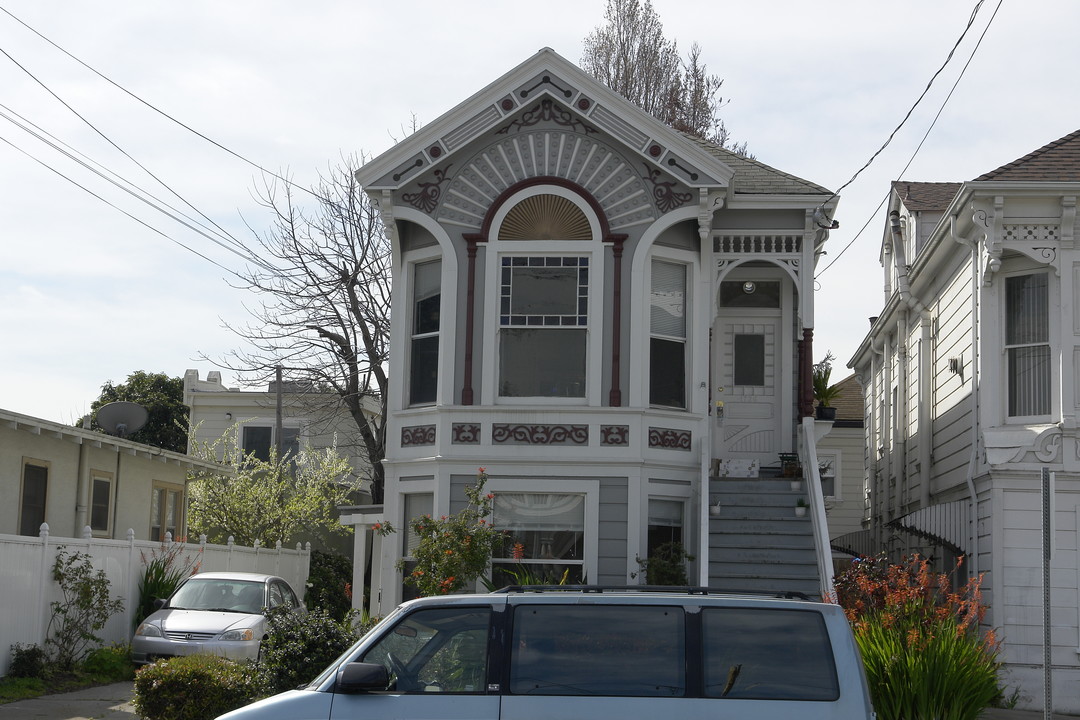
<box><xmin>274</xmin><ymin>540</ymin><xmax>282</xmax><ymax>577</ymax></box>
<box><xmin>227</xmin><ymin>536</ymin><xmax>235</xmax><ymax>571</ymax></box>
<box><xmin>37</xmin><ymin>523</ymin><xmax>51</xmax><ymax>647</ymax></box>
<box><xmin>126</xmin><ymin>529</ymin><xmax>138</xmax><ymax>632</ymax></box>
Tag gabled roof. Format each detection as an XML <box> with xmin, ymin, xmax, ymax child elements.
<box><xmin>890</xmin><ymin>181</ymin><xmax>963</xmax><ymax>212</ymax></box>
<box><xmin>974</xmin><ymin>128</ymin><xmax>1080</xmax><ymax>182</ymax></box>
<box><xmin>683</xmin><ymin>133</ymin><xmax>831</xmax><ymax>195</ymax></box>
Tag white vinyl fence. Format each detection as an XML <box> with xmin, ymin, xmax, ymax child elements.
<box><xmin>0</xmin><ymin>525</ymin><xmax>310</xmax><ymax>677</ymax></box>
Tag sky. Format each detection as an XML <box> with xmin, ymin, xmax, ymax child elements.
<box><xmin>3</xmin><ymin>0</ymin><xmax>1078</xmax><ymax>424</ymax></box>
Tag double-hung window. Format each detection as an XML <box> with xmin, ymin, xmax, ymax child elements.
<box><xmin>650</xmin><ymin>260</ymin><xmax>687</xmax><ymax>407</ymax></box>
<box><xmin>491</xmin><ymin>492</ymin><xmax>585</xmax><ymax>585</ymax></box>
<box><xmin>20</xmin><ymin>461</ymin><xmax>48</xmax><ymax>537</ymax></box>
<box><xmin>1005</xmin><ymin>272</ymin><xmax>1050</xmax><ymax>417</ymax></box>
<box><xmin>499</xmin><ymin>257</ymin><xmax>588</xmax><ymax>398</ymax></box>
<box><xmin>410</xmin><ymin>260</ymin><xmax>441</xmax><ymax>405</ymax></box>
<box><xmin>242</xmin><ymin>425</ymin><xmax>300</xmax><ymax>462</ymax></box>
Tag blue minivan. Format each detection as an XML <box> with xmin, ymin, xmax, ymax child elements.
<box><xmin>217</xmin><ymin>587</ymin><xmax>875</xmax><ymax>720</ymax></box>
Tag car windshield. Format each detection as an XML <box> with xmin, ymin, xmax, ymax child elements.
<box><xmin>170</xmin><ymin>578</ymin><xmax>266</xmax><ymax>613</ymax></box>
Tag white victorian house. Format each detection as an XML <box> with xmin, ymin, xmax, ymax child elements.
<box><xmin>351</xmin><ymin>48</ymin><xmax>842</xmax><ymax>614</ymax></box>
<box><xmin>850</xmin><ymin>129</ymin><xmax>1080</xmax><ymax>714</ymax></box>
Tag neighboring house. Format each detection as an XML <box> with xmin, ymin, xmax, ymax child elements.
<box><xmin>183</xmin><ymin>369</ymin><xmax>378</xmax><ymax>555</ymax></box>
<box><xmin>818</xmin><ymin>373</ymin><xmax>869</xmax><ymax>571</ymax></box>
<box><xmin>348</xmin><ymin>48</ymin><xmax>842</xmax><ymax>615</ymax></box>
<box><xmin>849</xmin><ymin>129</ymin><xmax>1080</xmax><ymax>713</ymax></box>
<box><xmin>0</xmin><ymin>406</ymin><xmax>228</xmax><ymax>541</ymax></box>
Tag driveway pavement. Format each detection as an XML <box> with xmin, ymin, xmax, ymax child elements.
<box><xmin>1</xmin><ymin>681</ymin><xmax>1078</xmax><ymax>720</ymax></box>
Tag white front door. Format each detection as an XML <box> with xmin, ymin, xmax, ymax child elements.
<box><xmin>711</xmin><ymin>276</ymin><xmax>793</xmax><ymax>467</ymax></box>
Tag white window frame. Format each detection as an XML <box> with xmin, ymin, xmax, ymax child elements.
<box><xmin>482</xmin><ymin>186</ymin><xmax>604</xmax><ymax>406</ymax></box>
<box><xmin>816</xmin><ymin>452</ymin><xmax>840</xmax><ymax>500</ymax></box>
<box><xmin>649</xmin><ymin>258</ymin><xmax>690</xmax><ymax>409</ymax></box>
<box><xmin>408</xmin><ymin>258</ymin><xmax>442</xmax><ymax>407</ymax></box>
<box><xmin>486</xmin><ymin>478</ymin><xmax>599</xmax><ymax>588</ymax></box>
<box><xmin>1003</xmin><ymin>269</ymin><xmax>1053</xmax><ymax>421</ymax></box>
<box><xmin>89</xmin><ymin>470</ymin><xmax>115</xmax><ymax>537</ymax></box>
<box><xmin>19</xmin><ymin>458</ymin><xmax>49</xmax><ymax>537</ymax></box>
<box><xmin>150</xmin><ymin>482</ymin><xmax>184</xmax><ymax>542</ymax></box>
<box><xmin>239</xmin><ymin>420</ymin><xmax>303</xmax><ymax>462</ymax></box>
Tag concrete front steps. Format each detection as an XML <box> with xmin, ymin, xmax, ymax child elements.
<box><xmin>707</xmin><ymin>475</ymin><xmax>821</xmax><ymax>598</ymax></box>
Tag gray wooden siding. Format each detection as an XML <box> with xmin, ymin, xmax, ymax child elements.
<box><xmin>597</xmin><ymin>478</ymin><xmax>629</xmax><ymax>584</ymax></box>
<box><xmin>931</xmin><ymin>254</ymin><xmax>975</xmax><ymax>493</ymax></box>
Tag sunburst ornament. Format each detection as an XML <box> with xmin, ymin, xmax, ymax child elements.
<box><xmin>499</xmin><ymin>194</ymin><xmax>591</xmax><ymax>241</ymax></box>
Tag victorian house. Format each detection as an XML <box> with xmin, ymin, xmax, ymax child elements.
<box><xmin>849</xmin><ymin>129</ymin><xmax>1080</xmax><ymax>713</ymax></box>
<box><xmin>351</xmin><ymin>48</ymin><xmax>841</xmax><ymax>613</ymax></box>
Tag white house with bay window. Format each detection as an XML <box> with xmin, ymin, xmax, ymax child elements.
<box><xmin>352</xmin><ymin>48</ymin><xmax>842</xmax><ymax>614</ymax></box>
<box><xmin>848</xmin><ymin>129</ymin><xmax>1080</xmax><ymax>713</ymax></box>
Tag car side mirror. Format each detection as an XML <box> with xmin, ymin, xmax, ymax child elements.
<box><xmin>335</xmin><ymin>662</ymin><xmax>390</xmax><ymax>694</ymax></box>
<box><xmin>152</xmin><ymin>598</ymin><xmax>167</xmax><ymax>611</ymax></box>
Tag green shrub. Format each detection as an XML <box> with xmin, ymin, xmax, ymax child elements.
<box><xmin>46</xmin><ymin>547</ymin><xmax>124</xmax><ymax>669</ymax></box>
<box><xmin>256</xmin><ymin>606</ymin><xmax>366</xmax><ymax>694</ymax></box>
<box><xmin>136</xmin><ymin>542</ymin><xmax>202</xmax><ymax>628</ymax></box>
<box><xmin>133</xmin><ymin>655</ymin><xmax>261</xmax><ymax>720</ymax></box>
<box><xmin>8</xmin><ymin>643</ymin><xmax>47</xmax><ymax>679</ymax></box>
<box><xmin>82</xmin><ymin>644</ymin><xmax>134</xmax><ymax>681</ymax></box>
<box><xmin>304</xmin><ymin>550</ymin><xmax>353</xmax><ymax>621</ymax></box>
<box><xmin>634</xmin><ymin>541</ymin><xmax>694</xmax><ymax>586</ymax></box>
<box><xmin>834</xmin><ymin>555</ymin><xmax>1001</xmax><ymax>720</ymax></box>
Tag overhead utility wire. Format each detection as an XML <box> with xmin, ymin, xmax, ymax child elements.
<box><xmin>0</xmin><ymin>4</ymin><xmax>326</xmax><ymax>205</ymax></box>
<box><xmin>816</xmin><ymin>0</ymin><xmax>1003</xmax><ymax>277</ymax></box>
<box><xmin>0</xmin><ymin>132</ymin><xmax>240</xmax><ymax>277</ymax></box>
<box><xmin>0</xmin><ymin>43</ymin><xmax>256</xmax><ymax>262</ymax></box>
<box><xmin>818</xmin><ymin>0</ymin><xmax>989</xmax><ymax>219</ymax></box>
<box><xmin>0</xmin><ymin>104</ymin><xmax>269</xmax><ymax>271</ymax></box>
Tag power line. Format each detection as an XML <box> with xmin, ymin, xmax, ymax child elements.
<box><xmin>0</xmin><ymin>3</ymin><xmax>326</xmax><ymax>205</ymax></box>
<box><xmin>816</xmin><ymin>0</ymin><xmax>1003</xmax><ymax>276</ymax></box>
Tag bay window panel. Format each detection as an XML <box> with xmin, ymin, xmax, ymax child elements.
<box><xmin>1005</xmin><ymin>273</ymin><xmax>1050</xmax><ymax>417</ymax></box>
<box><xmin>650</xmin><ymin>338</ymin><xmax>685</xmax><ymax>407</ymax></box>
<box><xmin>1008</xmin><ymin>346</ymin><xmax>1050</xmax><ymax>416</ymax></box>
<box><xmin>492</xmin><ymin>492</ymin><xmax>585</xmax><ymax>584</ymax></box>
<box><xmin>500</xmin><ymin>329</ymin><xmax>585</xmax><ymax>397</ymax></box>
<box><xmin>410</xmin><ymin>260</ymin><xmax>441</xmax><ymax>405</ymax></box>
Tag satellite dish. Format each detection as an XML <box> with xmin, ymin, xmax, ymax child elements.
<box><xmin>96</xmin><ymin>401</ymin><xmax>149</xmax><ymax>438</ymax></box>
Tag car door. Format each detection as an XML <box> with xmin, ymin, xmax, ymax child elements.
<box><xmin>328</xmin><ymin>605</ymin><xmax>499</xmax><ymax>720</ymax></box>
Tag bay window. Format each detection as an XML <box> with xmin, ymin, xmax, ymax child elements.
<box><xmin>1005</xmin><ymin>272</ymin><xmax>1050</xmax><ymax>417</ymax></box>
<box><xmin>491</xmin><ymin>492</ymin><xmax>585</xmax><ymax>585</ymax></box>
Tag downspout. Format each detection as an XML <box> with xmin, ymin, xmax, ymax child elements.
<box><xmin>951</xmin><ymin>215</ymin><xmax>980</xmax><ymax>576</ymax></box>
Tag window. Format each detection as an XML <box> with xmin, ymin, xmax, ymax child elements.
<box><xmin>401</xmin><ymin>493</ymin><xmax>433</xmax><ymax>601</ymax></box>
<box><xmin>19</xmin><ymin>461</ymin><xmax>48</xmax><ymax>536</ymax></box>
<box><xmin>492</xmin><ymin>493</ymin><xmax>584</xmax><ymax>584</ymax></box>
<box><xmin>509</xmin><ymin>605</ymin><xmax>685</xmax><ymax>696</ymax></box>
<box><xmin>647</xmin><ymin>499</ymin><xmax>684</xmax><ymax>556</ymax></box>
<box><xmin>150</xmin><ymin>484</ymin><xmax>183</xmax><ymax>541</ymax></box>
<box><xmin>733</xmin><ymin>334</ymin><xmax>765</xmax><ymax>386</ymax></box>
<box><xmin>650</xmin><ymin>260</ymin><xmax>687</xmax><ymax>408</ymax></box>
<box><xmin>499</xmin><ymin>257</ymin><xmax>587</xmax><ymax>398</ymax></box>
<box><xmin>1005</xmin><ymin>272</ymin><xmax>1050</xmax><ymax>417</ymax></box>
<box><xmin>241</xmin><ymin>425</ymin><xmax>300</xmax><ymax>462</ymax></box>
<box><xmin>702</xmin><ymin>607</ymin><xmax>838</xmax><ymax>700</ymax></box>
<box><xmin>90</xmin><ymin>472</ymin><xmax>114</xmax><ymax>536</ymax></box>
<box><xmin>361</xmin><ymin>607</ymin><xmax>492</xmax><ymax>693</ymax></box>
<box><xmin>410</xmin><ymin>260</ymin><xmax>441</xmax><ymax>405</ymax></box>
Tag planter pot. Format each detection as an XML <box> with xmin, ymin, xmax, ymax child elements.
<box><xmin>815</xmin><ymin>405</ymin><xmax>836</xmax><ymax>421</ymax></box>
<box><xmin>790</xmin><ymin>479</ymin><xmax>803</xmax><ymax>492</ymax></box>
<box><xmin>794</xmin><ymin>506</ymin><xmax>807</xmax><ymax>518</ymax></box>
<box><xmin>709</xmin><ymin>505</ymin><xmax>722</xmax><ymax>517</ymax></box>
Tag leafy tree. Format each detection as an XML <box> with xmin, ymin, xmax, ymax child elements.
<box><xmin>186</xmin><ymin>424</ymin><xmax>358</xmax><ymax>548</ymax></box>
<box><xmin>581</xmin><ymin>0</ymin><xmax>749</xmax><ymax>155</ymax></box>
<box><xmin>211</xmin><ymin>158</ymin><xmax>390</xmax><ymax>502</ymax></box>
<box><xmin>84</xmin><ymin>371</ymin><xmax>188</xmax><ymax>453</ymax></box>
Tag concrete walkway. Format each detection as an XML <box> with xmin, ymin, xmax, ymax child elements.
<box><xmin>0</xmin><ymin>681</ymin><xmax>1077</xmax><ymax>720</ymax></box>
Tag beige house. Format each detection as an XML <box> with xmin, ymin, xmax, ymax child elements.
<box><xmin>1</xmin><ymin>407</ymin><xmax>227</xmax><ymax>541</ymax></box>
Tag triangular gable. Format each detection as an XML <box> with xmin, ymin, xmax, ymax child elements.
<box><xmin>974</xmin><ymin>128</ymin><xmax>1080</xmax><ymax>182</ymax></box>
<box><xmin>355</xmin><ymin>47</ymin><xmax>736</xmax><ymax>194</ymax></box>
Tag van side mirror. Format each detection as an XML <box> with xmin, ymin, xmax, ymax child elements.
<box><xmin>335</xmin><ymin>662</ymin><xmax>390</xmax><ymax>694</ymax></box>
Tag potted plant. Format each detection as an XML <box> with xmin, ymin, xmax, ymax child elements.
<box><xmin>813</xmin><ymin>352</ymin><xmax>842</xmax><ymax>420</ymax></box>
<box><xmin>818</xmin><ymin>459</ymin><xmax>834</xmax><ymax>479</ymax></box>
<box><xmin>795</xmin><ymin>498</ymin><xmax>808</xmax><ymax>518</ymax></box>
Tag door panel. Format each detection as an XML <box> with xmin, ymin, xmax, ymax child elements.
<box><xmin>713</xmin><ymin>317</ymin><xmax>784</xmax><ymax>463</ymax></box>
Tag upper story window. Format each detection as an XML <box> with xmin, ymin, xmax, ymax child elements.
<box><xmin>499</xmin><ymin>256</ymin><xmax>588</xmax><ymax>398</ymax></box>
<box><xmin>1005</xmin><ymin>272</ymin><xmax>1050</xmax><ymax>417</ymax></box>
<box><xmin>650</xmin><ymin>259</ymin><xmax>687</xmax><ymax>408</ymax></box>
<box><xmin>20</xmin><ymin>460</ymin><xmax>48</xmax><ymax>537</ymax></box>
<box><xmin>242</xmin><ymin>425</ymin><xmax>300</xmax><ymax>462</ymax></box>
<box><xmin>410</xmin><ymin>260</ymin><xmax>441</xmax><ymax>406</ymax></box>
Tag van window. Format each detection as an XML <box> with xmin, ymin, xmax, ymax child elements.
<box><xmin>509</xmin><ymin>605</ymin><xmax>684</xmax><ymax>697</ymax></box>
<box><xmin>702</xmin><ymin>607</ymin><xmax>839</xmax><ymax>700</ymax></box>
<box><xmin>360</xmin><ymin>607</ymin><xmax>491</xmax><ymax>693</ymax></box>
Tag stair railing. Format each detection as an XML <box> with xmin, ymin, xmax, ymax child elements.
<box><xmin>798</xmin><ymin>416</ymin><xmax>836</xmax><ymax>598</ymax></box>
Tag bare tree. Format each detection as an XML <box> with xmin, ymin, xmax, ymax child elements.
<box><xmin>215</xmin><ymin>157</ymin><xmax>391</xmax><ymax>502</ymax></box>
<box><xmin>582</xmin><ymin>0</ymin><xmax>749</xmax><ymax>156</ymax></box>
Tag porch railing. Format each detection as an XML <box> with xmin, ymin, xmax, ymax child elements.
<box><xmin>798</xmin><ymin>416</ymin><xmax>836</xmax><ymax>598</ymax></box>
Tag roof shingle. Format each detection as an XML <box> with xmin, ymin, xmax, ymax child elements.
<box><xmin>974</xmin><ymin>129</ymin><xmax>1080</xmax><ymax>182</ymax></box>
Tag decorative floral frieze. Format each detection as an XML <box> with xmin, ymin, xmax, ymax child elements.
<box><xmin>600</xmin><ymin>425</ymin><xmax>629</xmax><ymax>446</ymax></box>
<box><xmin>492</xmin><ymin>424</ymin><xmax>588</xmax><ymax>445</ymax></box>
<box><xmin>452</xmin><ymin>423</ymin><xmax>481</xmax><ymax>444</ymax></box>
<box><xmin>403</xmin><ymin>166</ymin><xmax>452</xmax><ymax>213</ymax></box>
<box><xmin>642</xmin><ymin>166</ymin><xmax>692</xmax><ymax>213</ymax></box>
<box><xmin>401</xmin><ymin>425</ymin><xmax>436</xmax><ymax>447</ymax></box>
<box><xmin>497</xmin><ymin>98</ymin><xmax>596</xmax><ymax>135</ymax></box>
<box><xmin>648</xmin><ymin>427</ymin><xmax>691</xmax><ymax>451</ymax></box>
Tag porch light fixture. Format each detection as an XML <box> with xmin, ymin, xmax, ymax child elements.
<box><xmin>742</xmin><ymin>281</ymin><xmax>756</xmax><ymax>294</ymax></box>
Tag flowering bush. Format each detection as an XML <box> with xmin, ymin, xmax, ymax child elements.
<box><xmin>833</xmin><ymin>554</ymin><xmax>1002</xmax><ymax>720</ymax></box>
<box><xmin>378</xmin><ymin>468</ymin><xmax>505</xmax><ymax>596</ymax></box>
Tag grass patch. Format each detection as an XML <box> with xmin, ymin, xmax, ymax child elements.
<box><xmin>0</xmin><ymin>643</ymin><xmax>135</xmax><ymax>705</ymax></box>
<box><xmin>0</xmin><ymin>677</ymin><xmax>46</xmax><ymax>703</ymax></box>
